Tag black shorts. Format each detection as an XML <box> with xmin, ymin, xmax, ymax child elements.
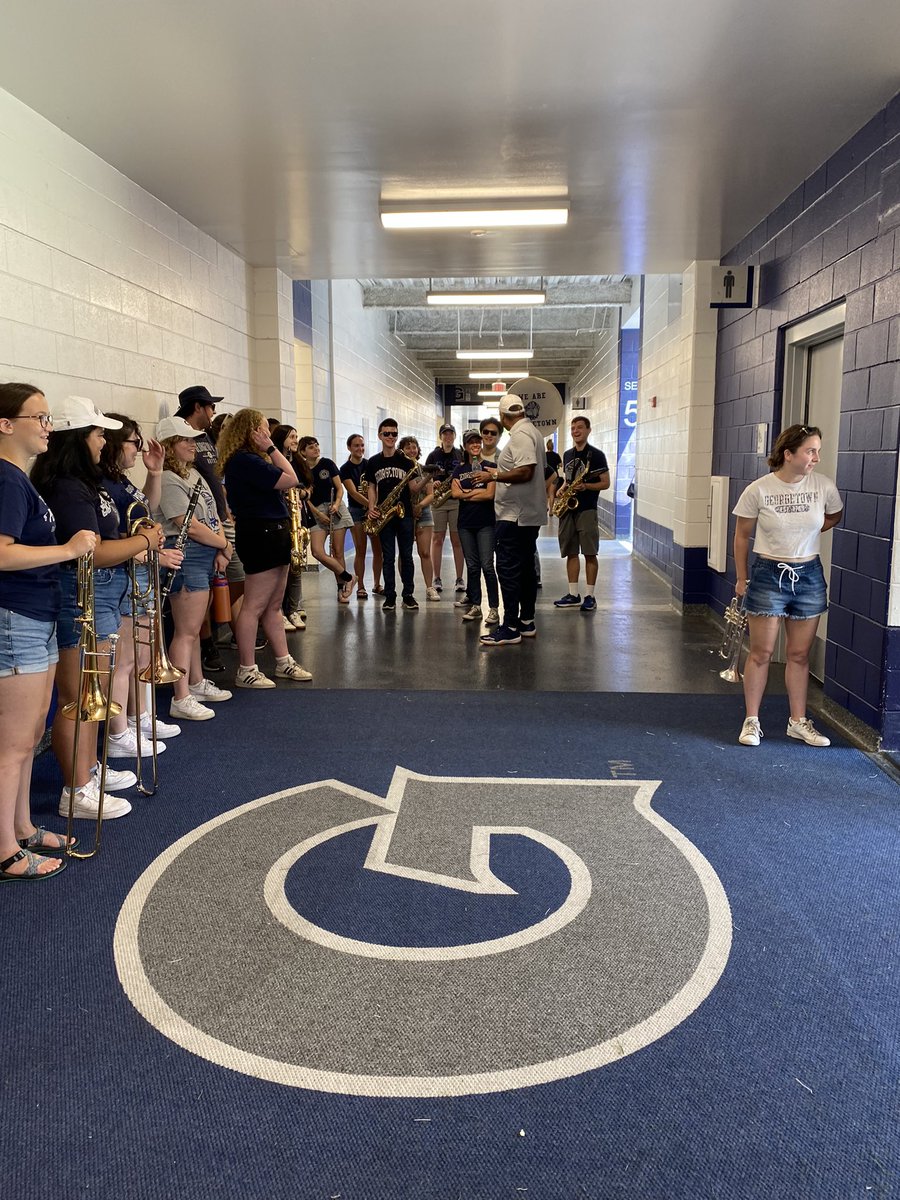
<box><xmin>234</xmin><ymin>517</ymin><xmax>291</xmax><ymax>575</ymax></box>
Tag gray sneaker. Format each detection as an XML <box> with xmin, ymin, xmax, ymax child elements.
<box><xmin>461</xmin><ymin>604</ymin><xmax>483</xmax><ymax>621</ymax></box>
<box><xmin>485</xmin><ymin>608</ymin><xmax>500</xmax><ymax>626</ymax></box>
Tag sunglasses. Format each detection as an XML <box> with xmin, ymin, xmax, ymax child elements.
<box><xmin>382</xmin><ymin>430</ymin><xmax>398</xmax><ymax>437</ymax></box>
<box><xmin>123</xmin><ymin>437</ymin><xmax>144</xmax><ymax>450</ymax></box>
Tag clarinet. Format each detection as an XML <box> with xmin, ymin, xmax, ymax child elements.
<box><xmin>159</xmin><ymin>477</ymin><xmax>205</xmax><ymax>604</ymax></box>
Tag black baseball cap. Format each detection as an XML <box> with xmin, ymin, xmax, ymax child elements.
<box><xmin>177</xmin><ymin>385</ymin><xmax>222</xmax><ymax>414</ymax></box>
<box><xmin>439</xmin><ymin>423</ymin><xmax>456</xmax><ymax>435</ymax></box>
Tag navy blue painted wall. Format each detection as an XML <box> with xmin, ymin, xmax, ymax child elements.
<box><xmin>712</xmin><ymin>92</ymin><xmax>900</xmax><ymax>743</ymax></box>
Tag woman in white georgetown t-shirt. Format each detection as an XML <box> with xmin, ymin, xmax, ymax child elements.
<box><xmin>732</xmin><ymin>424</ymin><xmax>843</xmax><ymax>750</ymax></box>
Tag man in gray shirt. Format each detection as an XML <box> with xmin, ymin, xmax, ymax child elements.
<box><xmin>472</xmin><ymin>395</ymin><xmax>547</xmax><ymax>646</ymax></box>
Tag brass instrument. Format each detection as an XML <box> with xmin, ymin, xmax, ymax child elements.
<box><xmin>286</xmin><ymin>488</ymin><xmax>310</xmax><ymax>573</ymax></box>
<box><xmin>62</xmin><ymin>551</ymin><xmax>121</xmax><ymax>859</ymax></box>
<box><xmin>430</xmin><ymin>478</ymin><xmax>454</xmax><ymax>510</ymax></box>
<box><xmin>364</xmin><ymin>463</ymin><xmax>422</xmax><ymax>535</ymax></box>
<box><xmin>718</xmin><ymin>594</ymin><xmax>749</xmax><ymax>682</ymax></box>
<box><xmin>551</xmin><ymin>462</ymin><xmax>605</xmax><ymax>517</ymax></box>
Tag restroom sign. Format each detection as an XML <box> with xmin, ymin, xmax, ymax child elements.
<box><xmin>710</xmin><ymin>264</ymin><xmax>754</xmax><ymax>308</ymax></box>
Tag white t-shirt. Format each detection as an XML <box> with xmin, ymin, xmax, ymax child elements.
<box><xmin>733</xmin><ymin>472</ymin><xmax>842</xmax><ymax>560</ymax></box>
<box><xmin>494</xmin><ymin>418</ymin><xmax>547</xmax><ymax>526</ymax></box>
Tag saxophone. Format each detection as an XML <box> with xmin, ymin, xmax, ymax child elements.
<box><xmin>551</xmin><ymin>461</ymin><xmax>605</xmax><ymax>517</ymax></box>
<box><xmin>430</xmin><ymin>478</ymin><xmax>454</xmax><ymax>510</ymax></box>
<box><xmin>286</xmin><ymin>488</ymin><xmax>309</xmax><ymax>573</ymax></box>
<box><xmin>364</xmin><ymin>463</ymin><xmax>422</xmax><ymax>535</ymax></box>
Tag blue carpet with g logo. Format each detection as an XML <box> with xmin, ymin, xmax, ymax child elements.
<box><xmin>3</xmin><ymin>692</ymin><xmax>898</xmax><ymax>1199</ymax></box>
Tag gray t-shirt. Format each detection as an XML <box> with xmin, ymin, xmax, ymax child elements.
<box><xmin>494</xmin><ymin>418</ymin><xmax>547</xmax><ymax>527</ymax></box>
<box><xmin>155</xmin><ymin>467</ymin><xmax>219</xmax><ymax>541</ymax></box>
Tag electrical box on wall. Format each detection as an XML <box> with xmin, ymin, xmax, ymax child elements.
<box><xmin>708</xmin><ymin>476</ymin><xmax>729</xmax><ymax>572</ymax></box>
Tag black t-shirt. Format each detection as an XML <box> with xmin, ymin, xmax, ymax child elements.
<box><xmin>340</xmin><ymin>458</ymin><xmax>368</xmax><ymax>507</ymax></box>
<box><xmin>309</xmin><ymin>458</ymin><xmax>341</xmax><ymax>508</ymax></box>
<box><xmin>193</xmin><ymin>431</ymin><xmax>228</xmax><ymax>522</ymax></box>
<box><xmin>367</xmin><ymin>452</ymin><xmax>418</xmax><ymax>509</ymax></box>
<box><xmin>424</xmin><ymin>446</ymin><xmax>464</xmax><ymax>481</ymax></box>
<box><xmin>562</xmin><ymin>444</ymin><xmax>609</xmax><ymax>512</ymax></box>
<box><xmin>546</xmin><ymin>450</ymin><xmax>563</xmax><ymax>475</ymax></box>
<box><xmin>223</xmin><ymin>451</ymin><xmax>288</xmax><ymax>521</ymax></box>
<box><xmin>452</xmin><ymin>459</ymin><xmax>495</xmax><ymax>531</ymax></box>
<box><xmin>0</xmin><ymin>460</ymin><xmax>61</xmax><ymax>620</ymax></box>
<box><xmin>44</xmin><ymin>477</ymin><xmax>122</xmax><ymax>542</ymax></box>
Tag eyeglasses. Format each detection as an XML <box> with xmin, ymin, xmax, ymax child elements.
<box><xmin>10</xmin><ymin>413</ymin><xmax>53</xmax><ymax>429</ymax></box>
<box><xmin>123</xmin><ymin>437</ymin><xmax>144</xmax><ymax>450</ymax></box>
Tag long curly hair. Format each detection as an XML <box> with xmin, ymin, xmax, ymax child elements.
<box><xmin>162</xmin><ymin>438</ymin><xmax>192</xmax><ymax>480</ymax></box>
<box><xmin>98</xmin><ymin>413</ymin><xmax>140</xmax><ymax>482</ymax></box>
<box><xmin>215</xmin><ymin>408</ymin><xmax>267</xmax><ymax>476</ymax></box>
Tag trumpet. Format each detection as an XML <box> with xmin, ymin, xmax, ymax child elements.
<box><xmin>62</xmin><ymin>551</ymin><xmax>121</xmax><ymax>859</ymax></box>
<box><xmin>718</xmin><ymin>594</ymin><xmax>748</xmax><ymax>682</ymax></box>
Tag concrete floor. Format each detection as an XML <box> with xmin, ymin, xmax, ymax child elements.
<box><xmin>247</xmin><ymin>534</ymin><xmax>768</xmax><ymax>699</ymax></box>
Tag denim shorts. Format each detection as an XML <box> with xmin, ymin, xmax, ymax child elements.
<box><xmin>416</xmin><ymin>505</ymin><xmax>435</xmax><ymax>529</ymax></box>
<box><xmin>745</xmin><ymin>556</ymin><xmax>827</xmax><ymax>620</ymax></box>
<box><xmin>57</xmin><ymin>565</ymin><xmax>127</xmax><ymax>650</ymax></box>
<box><xmin>349</xmin><ymin>503</ymin><xmax>367</xmax><ymax>527</ymax></box>
<box><xmin>0</xmin><ymin>607</ymin><xmax>59</xmax><ymax>676</ymax></box>
<box><xmin>119</xmin><ymin>562</ymin><xmax>151</xmax><ymax>617</ymax></box>
<box><xmin>167</xmin><ymin>541</ymin><xmax>216</xmax><ymax>594</ymax></box>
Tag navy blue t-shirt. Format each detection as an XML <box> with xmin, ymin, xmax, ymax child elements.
<box><xmin>223</xmin><ymin>451</ymin><xmax>288</xmax><ymax>521</ymax></box>
<box><xmin>339</xmin><ymin>458</ymin><xmax>369</xmax><ymax>507</ymax></box>
<box><xmin>562</xmin><ymin>444</ymin><xmax>609</xmax><ymax>512</ymax></box>
<box><xmin>453</xmin><ymin>459</ymin><xmax>496</xmax><ymax>531</ymax></box>
<box><xmin>44</xmin><ymin>477</ymin><xmax>121</xmax><ymax>542</ymax></box>
<box><xmin>309</xmin><ymin>457</ymin><xmax>341</xmax><ymax>508</ymax></box>
<box><xmin>102</xmin><ymin>475</ymin><xmax>148</xmax><ymax>534</ymax></box>
<box><xmin>0</xmin><ymin>460</ymin><xmax>61</xmax><ymax>620</ymax></box>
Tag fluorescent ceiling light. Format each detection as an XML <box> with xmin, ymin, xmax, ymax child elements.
<box><xmin>477</xmin><ymin>390</ymin><xmax>507</xmax><ymax>397</ymax></box>
<box><xmin>427</xmin><ymin>290</ymin><xmax>545</xmax><ymax>306</ymax></box>
<box><xmin>381</xmin><ymin>201</ymin><xmax>568</xmax><ymax>230</ymax></box>
<box><xmin>456</xmin><ymin>349</ymin><xmax>534</xmax><ymax>360</ymax></box>
<box><xmin>468</xmin><ymin>371</ymin><xmax>529</xmax><ymax>380</ymax></box>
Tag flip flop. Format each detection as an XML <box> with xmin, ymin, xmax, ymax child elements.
<box><xmin>18</xmin><ymin>827</ymin><xmax>79</xmax><ymax>854</ymax></box>
<box><xmin>1</xmin><ymin>848</ymin><xmax>68</xmax><ymax>882</ymax></box>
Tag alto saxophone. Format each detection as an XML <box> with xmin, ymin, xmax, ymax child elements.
<box><xmin>364</xmin><ymin>463</ymin><xmax>422</xmax><ymax>535</ymax></box>
<box><xmin>286</xmin><ymin>488</ymin><xmax>309</xmax><ymax>573</ymax></box>
<box><xmin>551</xmin><ymin>461</ymin><xmax>590</xmax><ymax>517</ymax></box>
<box><xmin>430</xmin><ymin>478</ymin><xmax>454</xmax><ymax>510</ymax></box>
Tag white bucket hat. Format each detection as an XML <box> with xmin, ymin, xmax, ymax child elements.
<box><xmin>156</xmin><ymin>415</ymin><xmax>202</xmax><ymax>441</ymax></box>
<box><xmin>51</xmin><ymin>396</ymin><xmax>123</xmax><ymax>432</ymax></box>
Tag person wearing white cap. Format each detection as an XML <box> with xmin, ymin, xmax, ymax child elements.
<box><xmin>470</xmin><ymin>395</ymin><xmax>547</xmax><ymax>647</ymax></box>
<box><xmin>31</xmin><ymin>397</ymin><xmax>166</xmax><ymax>820</ymax></box>
<box><xmin>155</xmin><ymin>415</ymin><xmax>233</xmax><ymax>720</ymax></box>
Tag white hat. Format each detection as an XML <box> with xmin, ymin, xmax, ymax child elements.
<box><xmin>51</xmin><ymin>396</ymin><xmax>123</xmax><ymax>432</ymax></box>
<box><xmin>498</xmin><ymin>395</ymin><xmax>525</xmax><ymax>416</ymax></box>
<box><xmin>156</xmin><ymin>415</ymin><xmax>202</xmax><ymax>441</ymax></box>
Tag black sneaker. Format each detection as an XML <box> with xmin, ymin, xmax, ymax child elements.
<box><xmin>202</xmin><ymin>647</ymin><xmax>225</xmax><ymax>673</ymax></box>
<box><xmin>402</xmin><ymin>596</ymin><xmax>419</xmax><ymax>610</ymax></box>
<box><xmin>255</xmin><ymin>633</ymin><xmax>268</xmax><ymax>650</ymax></box>
<box><xmin>480</xmin><ymin>624</ymin><xmax>522</xmax><ymax>647</ymax></box>
<box><xmin>382</xmin><ymin>598</ymin><xmax>397</xmax><ymax>612</ymax></box>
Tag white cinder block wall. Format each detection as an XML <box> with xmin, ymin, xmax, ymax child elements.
<box><xmin>637</xmin><ymin>265</ymin><xmax>718</xmax><ymax>546</ymax></box>
<box><xmin>0</xmin><ymin>87</ymin><xmax>296</xmax><ymax>433</ymax></box>
<box><xmin>304</xmin><ymin>280</ymin><xmax>439</xmax><ymax>463</ymax></box>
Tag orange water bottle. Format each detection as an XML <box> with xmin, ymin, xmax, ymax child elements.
<box><xmin>211</xmin><ymin>572</ymin><xmax>232</xmax><ymax>623</ymax></box>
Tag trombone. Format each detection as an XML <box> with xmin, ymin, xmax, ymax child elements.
<box><xmin>125</xmin><ymin>502</ymin><xmax>181</xmax><ymax>795</ymax></box>
<box><xmin>62</xmin><ymin>551</ymin><xmax>121</xmax><ymax>859</ymax></box>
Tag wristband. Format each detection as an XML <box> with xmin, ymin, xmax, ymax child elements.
<box><xmin>139</xmin><ymin>533</ymin><xmax>152</xmax><ymax>551</ymax></box>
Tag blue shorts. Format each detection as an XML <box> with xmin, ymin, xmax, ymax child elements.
<box><xmin>349</xmin><ymin>504</ymin><xmax>367</xmax><ymax>527</ymax></box>
<box><xmin>119</xmin><ymin>562</ymin><xmax>151</xmax><ymax>617</ymax></box>
<box><xmin>167</xmin><ymin>541</ymin><xmax>216</xmax><ymax>594</ymax></box>
<box><xmin>57</xmin><ymin>565</ymin><xmax>127</xmax><ymax>650</ymax></box>
<box><xmin>745</xmin><ymin>556</ymin><xmax>827</xmax><ymax>620</ymax></box>
<box><xmin>0</xmin><ymin>607</ymin><xmax>59</xmax><ymax>676</ymax></box>
<box><xmin>416</xmin><ymin>506</ymin><xmax>435</xmax><ymax>529</ymax></box>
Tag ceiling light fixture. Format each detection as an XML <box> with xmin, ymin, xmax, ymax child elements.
<box><xmin>477</xmin><ymin>389</ymin><xmax>507</xmax><ymax>397</ymax></box>
<box><xmin>427</xmin><ymin>290</ymin><xmax>546</xmax><ymax>307</ymax></box>
<box><xmin>468</xmin><ymin>371</ymin><xmax>529</xmax><ymax>380</ymax></box>
<box><xmin>456</xmin><ymin>349</ymin><xmax>534</xmax><ymax>360</ymax></box>
<box><xmin>381</xmin><ymin>200</ymin><xmax>568</xmax><ymax>231</ymax></box>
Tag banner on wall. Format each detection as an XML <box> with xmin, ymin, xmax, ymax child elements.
<box><xmin>504</xmin><ymin>377</ymin><xmax>565</xmax><ymax>433</ymax></box>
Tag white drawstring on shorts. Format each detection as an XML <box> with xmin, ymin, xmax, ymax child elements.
<box><xmin>776</xmin><ymin>562</ymin><xmax>800</xmax><ymax>593</ymax></box>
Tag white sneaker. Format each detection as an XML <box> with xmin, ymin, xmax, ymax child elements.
<box><xmin>282</xmin><ymin>613</ymin><xmax>295</xmax><ymax>630</ymax></box>
<box><xmin>92</xmin><ymin>762</ymin><xmax>137</xmax><ymax>791</ymax></box>
<box><xmin>739</xmin><ymin>716</ymin><xmax>763</xmax><ymax>747</ymax></box>
<box><xmin>287</xmin><ymin>611</ymin><xmax>306</xmax><ymax>630</ymax></box>
<box><xmin>235</xmin><ymin>665</ymin><xmax>276</xmax><ymax>689</ymax></box>
<box><xmin>130</xmin><ymin>713</ymin><xmax>181</xmax><ymax>739</ymax></box>
<box><xmin>189</xmin><ymin>678</ymin><xmax>232</xmax><ymax>702</ymax></box>
<box><xmin>787</xmin><ymin>717</ymin><xmax>831</xmax><ymax>747</ymax></box>
<box><xmin>461</xmin><ymin>604</ymin><xmax>483</xmax><ymax>622</ymax></box>
<box><xmin>108</xmin><ymin>728</ymin><xmax>164</xmax><ymax>758</ymax></box>
<box><xmin>485</xmin><ymin>608</ymin><xmax>500</xmax><ymax>626</ymax></box>
<box><xmin>58</xmin><ymin>777</ymin><xmax>132</xmax><ymax>819</ymax></box>
<box><xmin>453</xmin><ymin>596</ymin><xmax>470</xmax><ymax>608</ymax></box>
<box><xmin>169</xmin><ymin>694</ymin><xmax>215</xmax><ymax>720</ymax></box>
<box><xmin>275</xmin><ymin>658</ymin><xmax>313</xmax><ymax>681</ymax></box>
<box><xmin>425</xmin><ymin>586</ymin><xmax>440</xmax><ymax>602</ymax></box>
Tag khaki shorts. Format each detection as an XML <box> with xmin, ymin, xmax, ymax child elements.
<box><xmin>558</xmin><ymin>509</ymin><xmax>600</xmax><ymax>557</ymax></box>
<box><xmin>432</xmin><ymin>501</ymin><xmax>459</xmax><ymax>534</ymax></box>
